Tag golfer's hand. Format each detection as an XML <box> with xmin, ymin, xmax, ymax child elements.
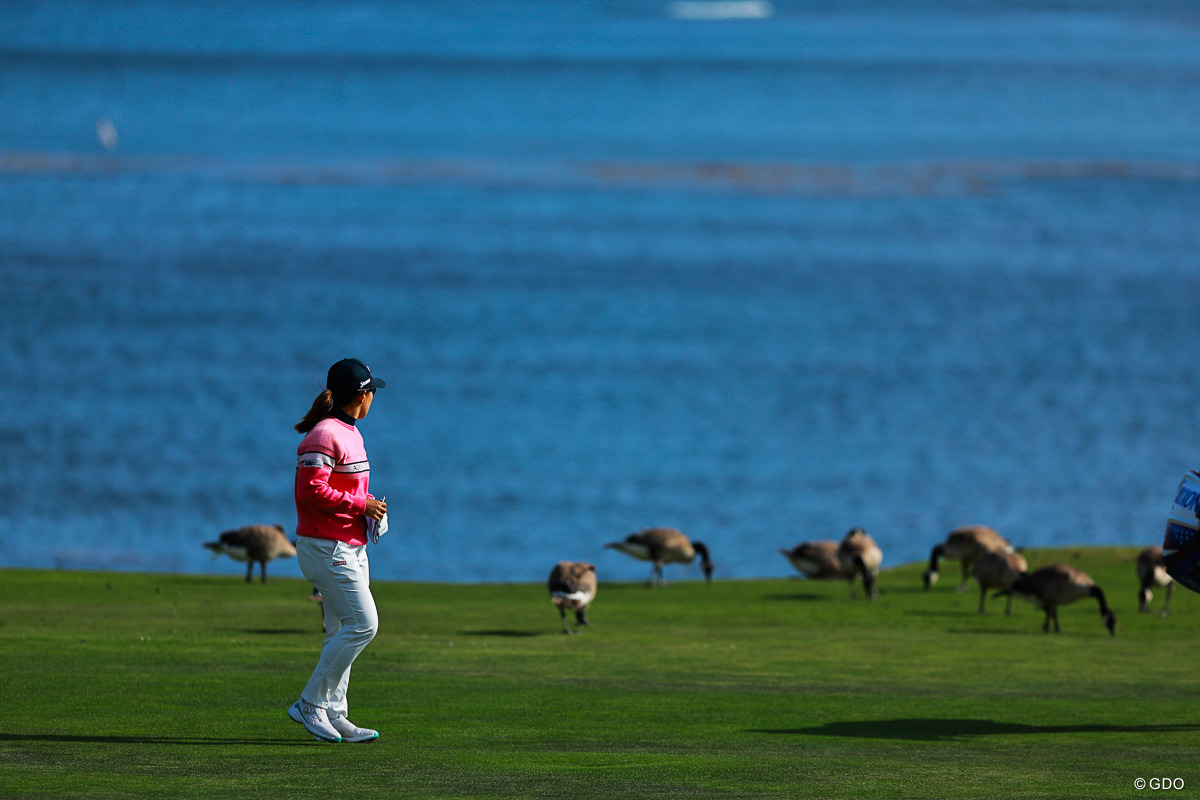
<box><xmin>365</xmin><ymin>497</ymin><xmax>388</xmax><ymax>521</ymax></box>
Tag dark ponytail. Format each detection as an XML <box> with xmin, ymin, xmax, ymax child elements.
<box><xmin>295</xmin><ymin>389</ymin><xmax>334</xmax><ymax>433</ymax></box>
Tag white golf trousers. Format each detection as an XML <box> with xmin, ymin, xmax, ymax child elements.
<box><xmin>297</xmin><ymin>537</ymin><xmax>378</xmax><ymax>718</ymax></box>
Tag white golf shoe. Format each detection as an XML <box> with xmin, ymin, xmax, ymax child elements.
<box><xmin>329</xmin><ymin>714</ymin><xmax>379</xmax><ymax>743</ymax></box>
<box><xmin>288</xmin><ymin>700</ymin><xmax>342</xmax><ymax>743</ymax></box>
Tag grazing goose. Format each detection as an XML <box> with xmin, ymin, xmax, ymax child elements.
<box><xmin>1136</xmin><ymin>546</ymin><xmax>1174</xmax><ymax>617</ymax></box>
<box><xmin>971</xmin><ymin>549</ymin><xmax>1028</xmax><ymax>615</ymax></box>
<box><xmin>1000</xmin><ymin>564</ymin><xmax>1116</xmax><ymax>635</ymax></box>
<box><xmin>548</xmin><ymin>561</ymin><xmax>597</xmax><ymax>635</ymax></box>
<box><xmin>836</xmin><ymin>527</ymin><xmax>883</xmax><ymax>600</ymax></box>
<box><xmin>605</xmin><ymin>527</ymin><xmax>713</xmax><ymax>586</ymax></box>
<box><xmin>203</xmin><ymin>523</ymin><xmax>296</xmax><ymax>583</ymax></box>
<box><xmin>924</xmin><ymin>525</ymin><xmax>1014</xmax><ymax>591</ymax></box>
<box><xmin>779</xmin><ymin>540</ymin><xmax>844</xmax><ymax>579</ymax></box>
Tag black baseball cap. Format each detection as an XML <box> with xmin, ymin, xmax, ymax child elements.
<box><xmin>327</xmin><ymin>358</ymin><xmax>386</xmax><ymax>401</ymax></box>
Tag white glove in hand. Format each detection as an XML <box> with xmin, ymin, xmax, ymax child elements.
<box><xmin>364</xmin><ymin>513</ymin><xmax>388</xmax><ymax>544</ymax></box>
<box><xmin>366</xmin><ymin>498</ymin><xmax>388</xmax><ymax>545</ymax></box>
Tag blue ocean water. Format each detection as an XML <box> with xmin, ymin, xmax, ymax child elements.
<box><xmin>1</xmin><ymin>0</ymin><xmax>1198</xmax><ymax>584</ymax></box>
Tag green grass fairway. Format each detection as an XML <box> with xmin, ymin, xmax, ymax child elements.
<box><xmin>2</xmin><ymin>547</ymin><xmax>1197</xmax><ymax>798</ymax></box>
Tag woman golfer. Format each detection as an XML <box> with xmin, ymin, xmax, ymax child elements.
<box><xmin>287</xmin><ymin>358</ymin><xmax>387</xmax><ymax>743</ymax></box>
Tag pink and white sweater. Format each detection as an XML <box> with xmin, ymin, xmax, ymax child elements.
<box><xmin>295</xmin><ymin>414</ymin><xmax>372</xmax><ymax>546</ymax></box>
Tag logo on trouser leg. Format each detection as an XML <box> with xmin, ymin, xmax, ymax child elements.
<box><xmin>332</xmin><ymin>559</ymin><xmax>347</xmax><ymax>567</ymax></box>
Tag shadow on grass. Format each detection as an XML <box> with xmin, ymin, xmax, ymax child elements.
<box><xmin>218</xmin><ymin>628</ymin><xmax>316</xmax><ymax>635</ymax></box>
<box><xmin>765</xmin><ymin>586</ymin><xmax>937</xmax><ymax>603</ymax></box>
<box><xmin>0</xmin><ymin>733</ymin><xmax>315</xmax><ymax>747</ymax></box>
<box><xmin>763</xmin><ymin>593</ymin><xmax>830</xmax><ymax>602</ymax></box>
<box><xmin>459</xmin><ymin>629</ymin><xmax>543</xmax><ymax>637</ymax></box>
<box><xmin>903</xmin><ymin>609</ymin><xmax>983</xmax><ymax>618</ymax></box>
<box><xmin>876</xmin><ymin>585</ymin><xmax>939</xmax><ymax>596</ymax></box>
<box><xmin>751</xmin><ymin>719</ymin><xmax>1200</xmax><ymax>741</ymax></box>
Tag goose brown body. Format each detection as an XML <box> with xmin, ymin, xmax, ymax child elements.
<box><xmin>604</xmin><ymin>527</ymin><xmax>713</xmax><ymax>586</ymax></box>
<box><xmin>836</xmin><ymin>527</ymin><xmax>883</xmax><ymax>600</ymax></box>
<box><xmin>1002</xmin><ymin>564</ymin><xmax>1116</xmax><ymax>635</ymax></box>
<box><xmin>971</xmin><ymin>549</ymin><xmax>1028</xmax><ymax>615</ymax></box>
<box><xmin>203</xmin><ymin>524</ymin><xmax>296</xmax><ymax>583</ymax></box>
<box><xmin>924</xmin><ymin>525</ymin><xmax>1014</xmax><ymax>591</ymax></box>
<box><xmin>779</xmin><ymin>540</ymin><xmax>844</xmax><ymax>579</ymax></box>
<box><xmin>548</xmin><ymin>561</ymin><xmax>597</xmax><ymax>635</ymax></box>
<box><xmin>1136</xmin><ymin>546</ymin><xmax>1174</xmax><ymax>616</ymax></box>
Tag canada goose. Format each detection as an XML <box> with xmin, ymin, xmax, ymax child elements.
<box><xmin>779</xmin><ymin>540</ymin><xmax>844</xmax><ymax>579</ymax></box>
<box><xmin>1000</xmin><ymin>564</ymin><xmax>1116</xmax><ymax>636</ymax></box>
<box><xmin>836</xmin><ymin>527</ymin><xmax>883</xmax><ymax>600</ymax></box>
<box><xmin>971</xmin><ymin>549</ymin><xmax>1028</xmax><ymax>615</ymax></box>
<box><xmin>1136</xmin><ymin>546</ymin><xmax>1174</xmax><ymax>617</ymax></box>
<box><xmin>605</xmin><ymin>527</ymin><xmax>714</xmax><ymax>586</ymax></box>
<box><xmin>924</xmin><ymin>525</ymin><xmax>1014</xmax><ymax>591</ymax></box>
<box><xmin>548</xmin><ymin>561</ymin><xmax>597</xmax><ymax>635</ymax></box>
<box><xmin>203</xmin><ymin>523</ymin><xmax>296</xmax><ymax>583</ymax></box>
